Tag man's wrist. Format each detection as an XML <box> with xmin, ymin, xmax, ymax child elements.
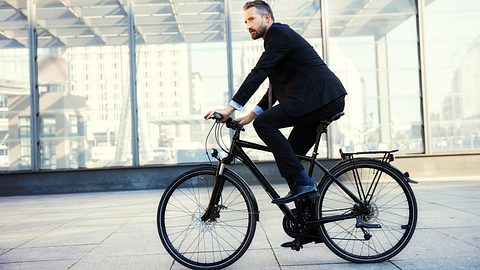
<box><xmin>229</xmin><ymin>100</ymin><xmax>243</xmax><ymax>111</ymax></box>
<box><xmin>252</xmin><ymin>105</ymin><xmax>264</xmax><ymax>116</ymax></box>
<box><xmin>225</xmin><ymin>104</ymin><xmax>236</xmax><ymax>114</ymax></box>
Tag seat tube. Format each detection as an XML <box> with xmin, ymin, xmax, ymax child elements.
<box><xmin>308</xmin><ymin>126</ymin><xmax>325</xmax><ymax>177</ymax></box>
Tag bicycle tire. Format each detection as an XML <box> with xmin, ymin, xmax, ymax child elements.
<box><xmin>157</xmin><ymin>165</ymin><xmax>257</xmax><ymax>270</ymax></box>
<box><xmin>316</xmin><ymin>158</ymin><xmax>417</xmax><ymax>263</ymax></box>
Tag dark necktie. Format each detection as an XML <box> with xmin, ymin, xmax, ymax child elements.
<box><xmin>268</xmin><ymin>82</ymin><xmax>272</xmax><ymax>109</ymax></box>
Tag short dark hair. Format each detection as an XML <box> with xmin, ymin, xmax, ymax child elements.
<box><xmin>243</xmin><ymin>1</ymin><xmax>275</xmax><ymax>21</ymax></box>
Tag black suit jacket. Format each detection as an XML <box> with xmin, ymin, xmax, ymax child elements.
<box><xmin>232</xmin><ymin>23</ymin><xmax>347</xmax><ymax>117</ymax></box>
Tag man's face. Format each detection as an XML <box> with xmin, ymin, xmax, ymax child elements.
<box><xmin>243</xmin><ymin>7</ymin><xmax>268</xmax><ymax>40</ymax></box>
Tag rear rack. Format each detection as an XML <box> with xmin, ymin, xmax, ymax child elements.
<box><xmin>339</xmin><ymin>149</ymin><xmax>399</xmax><ymax>163</ymax></box>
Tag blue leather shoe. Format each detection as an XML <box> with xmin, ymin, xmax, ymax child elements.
<box><xmin>272</xmin><ymin>184</ymin><xmax>318</xmax><ymax>204</ymax></box>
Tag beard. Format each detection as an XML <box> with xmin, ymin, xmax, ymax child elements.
<box><xmin>249</xmin><ymin>24</ymin><xmax>267</xmax><ymax>40</ymax></box>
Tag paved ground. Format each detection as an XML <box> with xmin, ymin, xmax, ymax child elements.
<box><xmin>0</xmin><ymin>178</ymin><xmax>479</xmax><ymax>270</ymax></box>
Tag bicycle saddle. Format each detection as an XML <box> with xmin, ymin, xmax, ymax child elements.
<box><xmin>320</xmin><ymin>112</ymin><xmax>344</xmax><ymax>125</ymax></box>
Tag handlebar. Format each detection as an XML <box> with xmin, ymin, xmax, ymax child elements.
<box><xmin>210</xmin><ymin>112</ymin><xmax>245</xmax><ymax>131</ymax></box>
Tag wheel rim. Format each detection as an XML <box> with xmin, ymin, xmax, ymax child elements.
<box><xmin>159</xmin><ymin>170</ymin><xmax>255</xmax><ymax>268</ymax></box>
<box><xmin>319</xmin><ymin>163</ymin><xmax>416</xmax><ymax>262</ymax></box>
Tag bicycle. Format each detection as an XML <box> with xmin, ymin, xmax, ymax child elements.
<box><xmin>157</xmin><ymin>112</ymin><xmax>418</xmax><ymax>270</ymax></box>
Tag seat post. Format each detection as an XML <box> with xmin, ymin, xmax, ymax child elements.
<box><xmin>307</xmin><ymin>123</ymin><xmax>327</xmax><ymax>176</ymax></box>
<box><xmin>306</xmin><ymin>112</ymin><xmax>344</xmax><ymax>177</ymax></box>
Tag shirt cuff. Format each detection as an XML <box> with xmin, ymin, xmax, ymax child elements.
<box><xmin>252</xmin><ymin>105</ymin><xmax>264</xmax><ymax>116</ymax></box>
<box><xmin>229</xmin><ymin>100</ymin><xmax>243</xmax><ymax>111</ymax></box>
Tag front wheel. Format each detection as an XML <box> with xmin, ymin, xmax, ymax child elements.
<box><xmin>316</xmin><ymin>158</ymin><xmax>417</xmax><ymax>263</ymax></box>
<box><xmin>157</xmin><ymin>165</ymin><xmax>257</xmax><ymax>270</ymax></box>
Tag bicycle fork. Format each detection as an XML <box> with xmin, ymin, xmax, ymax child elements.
<box><xmin>201</xmin><ymin>160</ymin><xmax>228</xmax><ymax>222</ymax></box>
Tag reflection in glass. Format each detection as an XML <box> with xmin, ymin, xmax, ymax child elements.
<box><xmin>0</xmin><ymin>0</ymin><xmax>30</xmax><ymax>171</ymax></box>
<box><xmin>424</xmin><ymin>0</ymin><xmax>480</xmax><ymax>152</ymax></box>
<box><xmin>327</xmin><ymin>0</ymin><xmax>423</xmax><ymax>154</ymax></box>
<box><xmin>35</xmin><ymin>0</ymin><xmax>131</xmax><ymax>169</ymax></box>
<box><xmin>135</xmin><ymin>0</ymin><xmax>227</xmax><ymax>165</ymax></box>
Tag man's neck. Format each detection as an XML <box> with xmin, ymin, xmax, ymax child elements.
<box><xmin>262</xmin><ymin>22</ymin><xmax>274</xmax><ymax>39</ymax></box>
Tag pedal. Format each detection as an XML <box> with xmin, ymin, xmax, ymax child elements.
<box><xmin>292</xmin><ymin>245</ymin><xmax>303</xmax><ymax>251</ymax></box>
<box><xmin>292</xmin><ymin>240</ymin><xmax>303</xmax><ymax>251</ymax></box>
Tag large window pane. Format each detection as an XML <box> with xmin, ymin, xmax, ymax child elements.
<box><xmin>327</xmin><ymin>0</ymin><xmax>423</xmax><ymax>154</ymax></box>
<box><xmin>230</xmin><ymin>0</ymin><xmax>323</xmax><ymax>160</ymax></box>
<box><xmin>36</xmin><ymin>0</ymin><xmax>132</xmax><ymax>169</ymax></box>
<box><xmin>0</xmin><ymin>0</ymin><xmax>30</xmax><ymax>171</ymax></box>
<box><xmin>135</xmin><ymin>0</ymin><xmax>227</xmax><ymax>165</ymax></box>
<box><xmin>424</xmin><ymin>0</ymin><xmax>480</xmax><ymax>153</ymax></box>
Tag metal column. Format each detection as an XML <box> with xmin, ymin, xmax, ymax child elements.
<box><xmin>28</xmin><ymin>0</ymin><xmax>40</xmax><ymax>171</ymax></box>
<box><xmin>375</xmin><ymin>36</ymin><xmax>392</xmax><ymax>146</ymax></box>
<box><xmin>127</xmin><ymin>0</ymin><xmax>139</xmax><ymax>166</ymax></box>
<box><xmin>320</xmin><ymin>0</ymin><xmax>334</xmax><ymax>158</ymax></box>
<box><xmin>225</xmin><ymin>0</ymin><xmax>234</xmax><ymax>104</ymax></box>
<box><xmin>416</xmin><ymin>0</ymin><xmax>430</xmax><ymax>154</ymax></box>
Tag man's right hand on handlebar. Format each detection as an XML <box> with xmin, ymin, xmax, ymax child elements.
<box><xmin>204</xmin><ymin>105</ymin><xmax>258</xmax><ymax>126</ymax></box>
<box><xmin>204</xmin><ymin>105</ymin><xmax>235</xmax><ymax>122</ymax></box>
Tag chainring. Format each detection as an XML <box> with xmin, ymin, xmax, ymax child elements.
<box><xmin>282</xmin><ymin>208</ymin><xmax>297</xmax><ymax>238</ymax></box>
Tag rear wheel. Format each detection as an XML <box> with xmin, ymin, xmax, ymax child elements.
<box><xmin>157</xmin><ymin>165</ymin><xmax>257</xmax><ymax>270</ymax></box>
<box><xmin>316</xmin><ymin>159</ymin><xmax>417</xmax><ymax>263</ymax></box>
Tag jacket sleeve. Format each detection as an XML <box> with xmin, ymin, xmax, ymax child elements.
<box><xmin>232</xmin><ymin>26</ymin><xmax>291</xmax><ymax>106</ymax></box>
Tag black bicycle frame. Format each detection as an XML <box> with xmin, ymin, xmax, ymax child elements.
<box><xmin>202</xmin><ymin>126</ymin><xmax>363</xmax><ymax>225</ymax></box>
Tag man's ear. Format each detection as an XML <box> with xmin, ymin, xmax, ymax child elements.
<box><xmin>264</xmin><ymin>12</ymin><xmax>272</xmax><ymax>24</ymax></box>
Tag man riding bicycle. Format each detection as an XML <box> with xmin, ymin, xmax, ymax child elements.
<box><xmin>204</xmin><ymin>0</ymin><xmax>347</xmax><ymax>247</ymax></box>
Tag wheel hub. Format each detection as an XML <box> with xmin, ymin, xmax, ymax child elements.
<box><xmin>193</xmin><ymin>206</ymin><xmax>216</xmax><ymax>231</ymax></box>
<box><xmin>365</xmin><ymin>203</ymin><xmax>379</xmax><ymax>221</ymax></box>
<box><xmin>193</xmin><ymin>204</ymin><xmax>227</xmax><ymax>231</ymax></box>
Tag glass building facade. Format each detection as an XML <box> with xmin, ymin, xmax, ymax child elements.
<box><xmin>0</xmin><ymin>0</ymin><xmax>478</xmax><ymax>172</ymax></box>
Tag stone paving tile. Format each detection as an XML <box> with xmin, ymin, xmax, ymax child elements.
<box><xmin>69</xmin><ymin>254</ymin><xmax>174</xmax><ymax>270</ymax></box>
<box><xmin>393</xmin><ymin>258</ymin><xmax>480</xmax><ymax>270</ymax></box>
<box><xmin>0</xmin><ymin>260</ymin><xmax>77</xmax><ymax>270</ymax></box>
<box><xmin>222</xmin><ymin>249</ymin><xmax>280</xmax><ymax>270</ymax></box>
<box><xmin>281</xmin><ymin>262</ymin><xmax>399</xmax><ymax>270</ymax></box>
<box><xmin>20</xmin><ymin>226</ymin><xmax>120</xmax><ymax>248</ymax></box>
<box><xmin>0</xmin><ymin>245</ymin><xmax>95</xmax><ymax>263</ymax></box>
<box><xmin>86</xmin><ymin>231</ymin><xmax>166</xmax><ymax>258</ymax></box>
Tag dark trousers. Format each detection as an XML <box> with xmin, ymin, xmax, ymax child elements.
<box><xmin>253</xmin><ymin>96</ymin><xmax>345</xmax><ymax>186</ymax></box>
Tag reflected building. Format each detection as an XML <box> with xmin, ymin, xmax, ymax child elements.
<box><xmin>440</xmin><ymin>36</ymin><xmax>480</xmax><ymax>150</ymax></box>
<box><xmin>450</xmin><ymin>36</ymin><xmax>480</xmax><ymax>121</ymax></box>
<box><xmin>7</xmin><ymin>93</ymin><xmax>87</xmax><ymax>170</ymax></box>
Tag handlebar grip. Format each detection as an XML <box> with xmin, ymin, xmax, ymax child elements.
<box><xmin>226</xmin><ymin>118</ymin><xmax>245</xmax><ymax>131</ymax></box>
<box><xmin>212</xmin><ymin>112</ymin><xmax>223</xmax><ymax>120</ymax></box>
<box><xmin>209</xmin><ymin>112</ymin><xmax>244</xmax><ymax>131</ymax></box>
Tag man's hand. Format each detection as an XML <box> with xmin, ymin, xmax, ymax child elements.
<box><xmin>236</xmin><ymin>111</ymin><xmax>257</xmax><ymax>125</ymax></box>
<box><xmin>204</xmin><ymin>105</ymin><xmax>236</xmax><ymax>122</ymax></box>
